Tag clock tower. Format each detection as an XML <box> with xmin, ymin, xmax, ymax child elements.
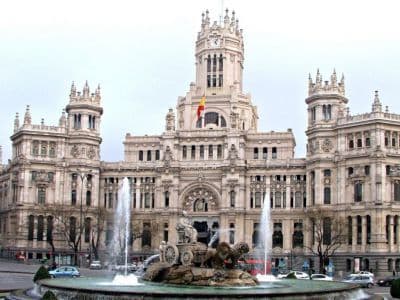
<box><xmin>175</xmin><ymin>9</ymin><xmax>257</xmax><ymax>131</ymax></box>
<box><xmin>195</xmin><ymin>9</ymin><xmax>244</xmax><ymax>95</ymax></box>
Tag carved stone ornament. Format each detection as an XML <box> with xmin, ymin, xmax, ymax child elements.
<box><xmin>321</xmin><ymin>139</ymin><xmax>333</xmax><ymax>152</ymax></box>
<box><xmin>87</xmin><ymin>147</ymin><xmax>96</xmax><ymax>159</ymax></box>
<box><xmin>183</xmin><ymin>187</ymin><xmax>218</xmax><ymax>211</ymax></box>
<box><xmin>70</xmin><ymin>145</ymin><xmax>79</xmax><ymax>158</ymax></box>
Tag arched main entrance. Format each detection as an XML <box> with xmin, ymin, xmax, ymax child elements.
<box><xmin>181</xmin><ymin>184</ymin><xmax>220</xmax><ymax>247</ymax></box>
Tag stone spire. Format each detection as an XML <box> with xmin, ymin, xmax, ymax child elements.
<box><xmin>165</xmin><ymin>108</ymin><xmax>176</xmax><ymax>131</ymax></box>
<box><xmin>23</xmin><ymin>105</ymin><xmax>32</xmax><ymax>125</ymax></box>
<box><xmin>82</xmin><ymin>80</ymin><xmax>90</xmax><ymax>98</ymax></box>
<box><xmin>308</xmin><ymin>69</ymin><xmax>345</xmax><ymax>96</ymax></box>
<box><xmin>59</xmin><ymin>109</ymin><xmax>67</xmax><ymax>127</ymax></box>
<box><xmin>372</xmin><ymin>90</ymin><xmax>382</xmax><ymax>112</ymax></box>
<box><xmin>14</xmin><ymin>112</ymin><xmax>19</xmax><ymax>132</ymax></box>
<box><xmin>70</xmin><ymin>81</ymin><xmax>77</xmax><ymax>97</ymax></box>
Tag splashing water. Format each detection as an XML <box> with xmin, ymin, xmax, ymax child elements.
<box><xmin>259</xmin><ymin>194</ymin><xmax>272</xmax><ymax>275</ymax></box>
<box><xmin>208</xmin><ymin>229</ymin><xmax>231</xmax><ymax>247</ymax></box>
<box><xmin>109</xmin><ymin>177</ymin><xmax>131</xmax><ymax>276</ymax></box>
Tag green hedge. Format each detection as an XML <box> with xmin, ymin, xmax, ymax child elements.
<box><xmin>391</xmin><ymin>278</ymin><xmax>400</xmax><ymax>298</ymax></box>
<box><xmin>33</xmin><ymin>265</ymin><xmax>51</xmax><ymax>282</ymax></box>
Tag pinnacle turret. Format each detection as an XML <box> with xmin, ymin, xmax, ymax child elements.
<box><xmin>59</xmin><ymin>109</ymin><xmax>67</xmax><ymax>127</ymax></box>
<box><xmin>372</xmin><ymin>90</ymin><xmax>382</xmax><ymax>112</ymax></box>
<box><xmin>14</xmin><ymin>112</ymin><xmax>19</xmax><ymax>132</ymax></box>
<box><xmin>308</xmin><ymin>69</ymin><xmax>345</xmax><ymax>96</ymax></box>
<box><xmin>69</xmin><ymin>81</ymin><xmax>101</xmax><ymax>104</ymax></box>
<box><xmin>23</xmin><ymin>105</ymin><xmax>31</xmax><ymax>125</ymax></box>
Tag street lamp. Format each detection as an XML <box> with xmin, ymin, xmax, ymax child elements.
<box><xmin>76</xmin><ymin>169</ymin><xmax>92</xmax><ymax>265</ymax></box>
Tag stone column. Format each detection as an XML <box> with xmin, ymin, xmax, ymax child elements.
<box><xmin>285</xmin><ymin>177</ymin><xmax>291</xmax><ymax>210</ymax></box>
<box><xmin>362</xmin><ymin>215</ymin><xmax>367</xmax><ymax>250</ymax></box>
<box><xmin>352</xmin><ymin>216</ymin><xmax>357</xmax><ymax>252</ymax></box>
<box><xmin>389</xmin><ymin>215</ymin><xmax>394</xmax><ymax>252</ymax></box>
<box><xmin>396</xmin><ymin>217</ymin><xmax>400</xmax><ymax>252</ymax></box>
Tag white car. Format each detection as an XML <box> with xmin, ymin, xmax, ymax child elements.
<box><xmin>278</xmin><ymin>271</ymin><xmax>310</xmax><ymax>280</ymax></box>
<box><xmin>89</xmin><ymin>260</ymin><xmax>102</xmax><ymax>270</ymax></box>
<box><xmin>350</xmin><ymin>271</ymin><xmax>374</xmax><ymax>278</ymax></box>
<box><xmin>311</xmin><ymin>274</ymin><xmax>333</xmax><ymax>281</ymax></box>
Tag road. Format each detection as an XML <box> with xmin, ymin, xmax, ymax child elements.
<box><xmin>0</xmin><ymin>259</ymin><xmax>394</xmax><ymax>299</ymax></box>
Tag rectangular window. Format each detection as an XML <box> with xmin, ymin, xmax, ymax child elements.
<box><xmin>200</xmin><ymin>145</ymin><xmax>204</xmax><ymax>159</ymax></box>
<box><xmin>354</xmin><ymin>182</ymin><xmax>363</xmax><ymax>202</ymax></box>
<box><xmin>255</xmin><ymin>192</ymin><xmax>262</xmax><ymax>208</ymax></box>
<box><xmin>144</xmin><ymin>192</ymin><xmax>150</xmax><ymax>208</ymax></box>
<box><xmin>364</xmin><ymin>165</ymin><xmax>370</xmax><ymax>176</ymax></box>
<box><xmin>71</xmin><ymin>190</ymin><xmax>77</xmax><ymax>205</ymax></box>
<box><xmin>38</xmin><ymin>187</ymin><xmax>46</xmax><ymax>204</ymax></box>
<box><xmin>208</xmin><ymin>145</ymin><xmax>213</xmax><ymax>158</ymax></box>
<box><xmin>272</xmin><ymin>147</ymin><xmax>277</xmax><ymax>159</ymax></box>
<box><xmin>275</xmin><ymin>192</ymin><xmax>281</xmax><ymax>208</ymax></box>
<box><xmin>191</xmin><ymin>145</ymin><xmax>196</xmax><ymax>159</ymax></box>
<box><xmin>155</xmin><ymin>150</ymin><xmax>160</xmax><ymax>160</ymax></box>
<box><xmin>323</xmin><ymin>218</ymin><xmax>331</xmax><ymax>245</ymax></box>
<box><xmin>262</xmin><ymin>147</ymin><xmax>268</xmax><ymax>159</ymax></box>
<box><xmin>323</xmin><ymin>169</ymin><xmax>331</xmax><ymax>177</ymax></box>
<box><xmin>217</xmin><ymin>145</ymin><xmax>222</xmax><ymax>159</ymax></box>
<box><xmin>324</xmin><ymin>187</ymin><xmax>331</xmax><ymax>204</ymax></box>
<box><xmin>182</xmin><ymin>146</ymin><xmax>187</xmax><ymax>159</ymax></box>
<box><xmin>365</xmin><ymin>137</ymin><xmax>371</xmax><ymax>147</ymax></box>
<box><xmin>253</xmin><ymin>148</ymin><xmax>259</xmax><ymax>159</ymax></box>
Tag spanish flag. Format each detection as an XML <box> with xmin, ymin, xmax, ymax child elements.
<box><xmin>197</xmin><ymin>95</ymin><xmax>206</xmax><ymax>120</ymax></box>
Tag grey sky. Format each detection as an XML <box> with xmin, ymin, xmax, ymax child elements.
<box><xmin>1</xmin><ymin>0</ymin><xmax>400</xmax><ymax>163</ymax></box>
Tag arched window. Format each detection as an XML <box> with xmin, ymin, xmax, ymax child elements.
<box><xmin>191</xmin><ymin>145</ymin><xmax>196</xmax><ymax>159</ymax></box>
<box><xmin>86</xmin><ymin>190</ymin><xmax>91</xmax><ymax>206</ymax></box>
<box><xmin>219</xmin><ymin>54</ymin><xmax>223</xmax><ymax>71</ymax></box>
<box><xmin>28</xmin><ymin>215</ymin><xmax>34</xmax><ymax>241</ymax></box>
<box><xmin>230</xmin><ymin>190</ymin><xmax>235</xmax><ymax>208</ymax></box>
<box><xmin>69</xmin><ymin>217</ymin><xmax>76</xmax><ymax>242</ymax></box>
<box><xmin>324</xmin><ymin>187</ymin><xmax>331</xmax><ymax>204</ymax></box>
<box><xmin>207</xmin><ymin>55</ymin><xmax>211</xmax><ymax>72</ymax></box>
<box><xmin>292</xmin><ymin>222</ymin><xmax>304</xmax><ymax>248</ymax></box>
<box><xmin>142</xmin><ymin>223</ymin><xmax>152</xmax><ymax>247</ymax></box>
<box><xmin>84</xmin><ymin>218</ymin><xmax>91</xmax><ymax>243</ymax></box>
<box><xmin>47</xmin><ymin>216</ymin><xmax>53</xmax><ymax>242</ymax></box>
<box><xmin>164</xmin><ymin>191</ymin><xmax>169</xmax><ymax>207</ymax></box>
<box><xmin>394</xmin><ymin>181</ymin><xmax>400</xmax><ymax>201</ymax></box>
<box><xmin>272</xmin><ymin>223</ymin><xmax>283</xmax><ymax>248</ymax></box>
<box><xmin>155</xmin><ymin>150</ymin><xmax>160</xmax><ymax>160</ymax></box>
<box><xmin>347</xmin><ymin>216</ymin><xmax>352</xmax><ymax>245</ymax></box>
<box><xmin>138</xmin><ymin>150</ymin><xmax>143</xmax><ymax>161</ymax></box>
<box><xmin>37</xmin><ymin>215</ymin><xmax>44</xmax><ymax>241</ymax></box>
<box><xmin>263</xmin><ymin>147</ymin><xmax>268</xmax><ymax>159</ymax></box>
<box><xmin>323</xmin><ymin>217</ymin><xmax>331</xmax><ymax>245</ymax></box>
<box><xmin>229</xmin><ymin>223</ymin><xmax>235</xmax><ymax>244</ymax></box>
<box><xmin>71</xmin><ymin>190</ymin><xmax>77</xmax><ymax>205</ymax></box>
<box><xmin>212</xmin><ymin>54</ymin><xmax>217</xmax><ymax>72</ymax></box>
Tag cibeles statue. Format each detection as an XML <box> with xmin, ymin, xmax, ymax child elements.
<box><xmin>176</xmin><ymin>210</ymin><xmax>198</xmax><ymax>244</ymax></box>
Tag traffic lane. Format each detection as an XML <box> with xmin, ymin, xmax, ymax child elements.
<box><xmin>0</xmin><ymin>272</ymin><xmax>34</xmax><ymax>291</ymax></box>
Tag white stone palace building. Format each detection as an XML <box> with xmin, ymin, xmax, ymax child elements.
<box><xmin>1</xmin><ymin>10</ymin><xmax>400</xmax><ymax>274</ymax></box>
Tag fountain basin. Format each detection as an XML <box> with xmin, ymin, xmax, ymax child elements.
<box><xmin>39</xmin><ymin>277</ymin><xmax>366</xmax><ymax>299</ymax></box>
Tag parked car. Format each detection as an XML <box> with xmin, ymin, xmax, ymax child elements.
<box><xmin>278</xmin><ymin>271</ymin><xmax>310</xmax><ymax>280</ymax></box>
<box><xmin>342</xmin><ymin>275</ymin><xmax>374</xmax><ymax>288</ymax></box>
<box><xmin>49</xmin><ymin>266</ymin><xmax>80</xmax><ymax>278</ymax></box>
<box><xmin>377</xmin><ymin>276</ymin><xmax>400</xmax><ymax>287</ymax></box>
<box><xmin>311</xmin><ymin>274</ymin><xmax>333</xmax><ymax>281</ymax></box>
<box><xmin>352</xmin><ymin>271</ymin><xmax>374</xmax><ymax>278</ymax></box>
<box><xmin>89</xmin><ymin>260</ymin><xmax>102</xmax><ymax>270</ymax></box>
<box><xmin>112</xmin><ymin>263</ymin><xmax>137</xmax><ymax>273</ymax></box>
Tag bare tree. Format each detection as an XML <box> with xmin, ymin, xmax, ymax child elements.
<box><xmin>44</xmin><ymin>204</ymin><xmax>90</xmax><ymax>266</ymax></box>
<box><xmin>304</xmin><ymin>206</ymin><xmax>346</xmax><ymax>274</ymax></box>
<box><xmin>90</xmin><ymin>206</ymin><xmax>107</xmax><ymax>261</ymax></box>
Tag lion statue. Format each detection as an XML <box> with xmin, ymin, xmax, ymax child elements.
<box><xmin>202</xmin><ymin>241</ymin><xmax>249</xmax><ymax>269</ymax></box>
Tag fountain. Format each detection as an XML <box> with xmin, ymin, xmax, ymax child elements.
<box><xmin>256</xmin><ymin>196</ymin><xmax>277</xmax><ymax>282</ymax></box>
<box><xmin>25</xmin><ymin>178</ymin><xmax>367</xmax><ymax>299</ymax></box>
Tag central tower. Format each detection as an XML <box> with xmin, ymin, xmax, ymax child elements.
<box><xmin>195</xmin><ymin>9</ymin><xmax>244</xmax><ymax>95</ymax></box>
<box><xmin>175</xmin><ymin>10</ymin><xmax>257</xmax><ymax>132</ymax></box>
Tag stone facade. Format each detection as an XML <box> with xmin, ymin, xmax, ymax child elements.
<box><xmin>1</xmin><ymin>10</ymin><xmax>400</xmax><ymax>275</ymax></box>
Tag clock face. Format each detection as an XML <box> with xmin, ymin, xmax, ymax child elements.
<box><xmin>210</xmin><ymin>37</ymin><xmax>220</xmax><ymax>48</ymax></box>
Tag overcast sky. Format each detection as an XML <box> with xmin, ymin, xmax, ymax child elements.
<box><xmin>1</xmin><ymin>0</ymin><xmax>400</xmax><ymax>163</ymax></box>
